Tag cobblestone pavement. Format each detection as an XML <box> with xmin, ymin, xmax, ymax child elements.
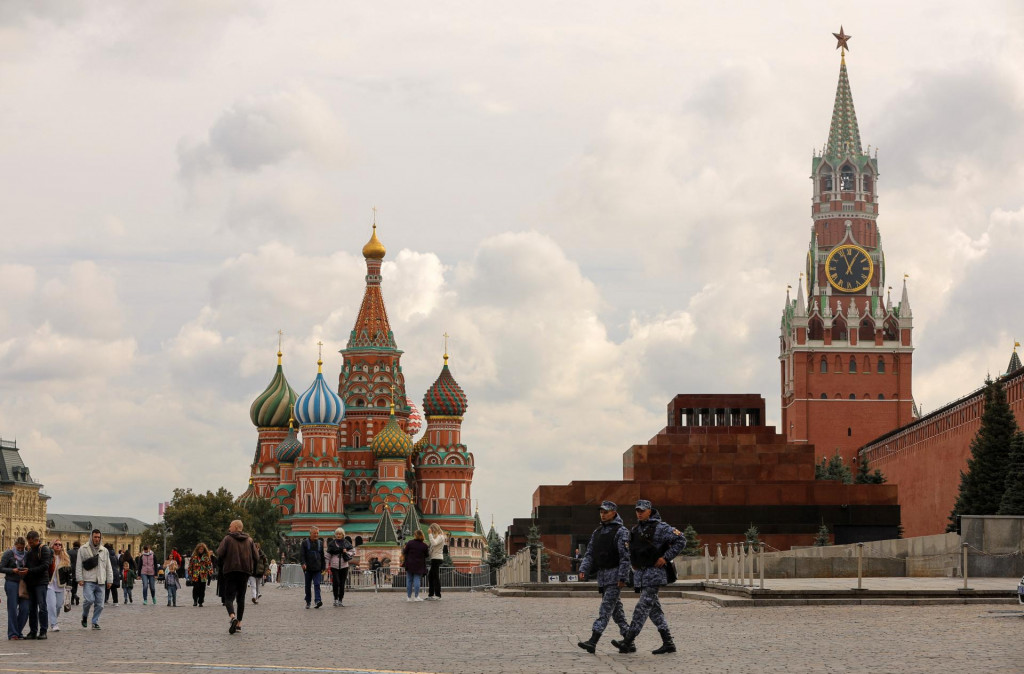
<box><xmin>0</xmin><ymin>584</ymin><xmax>1019</xmax><ymax>674</ymax></box>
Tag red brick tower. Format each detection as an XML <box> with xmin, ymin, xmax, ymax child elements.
<box><xmin>780</xmin><ymin>33</ymin><xmax>915</xmax><ymax>464</ymax></box>
<box><xmin>336</xmin><ymin>222</ymin><xmax>411</xmax><ymax>509</ymax></box>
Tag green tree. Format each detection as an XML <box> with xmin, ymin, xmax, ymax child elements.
<box><xmin>141</xmin><ymin>522</ymin><xmax>168</xmax><ymax>560</ymax></box>
<box><xmin>813</xmin><ymin>524</ymin><xmax>830</xmax><ymax>546</ymax></box>
<box><xmin>815</xmin><ymin>451</ymin><xmax>853</xmax><ymax>484</ymax></box>
<box><xmin>486</xmin><ymin>526</ymin><xmax>507</xmax><ymax>569</ymax></box>
<box><xmin>744</xmin><ymin>524</ymin><xmax>760</xmax><ymax>547</ymax></box>
<box><xmin>526</xmin><ymin>522</ymin><xmax>550</xmax><ymax>579</ymax></box>
<box><xmin>853</xmin><ymin>455</ymin><xmax>886</xmax><ymax>484</ymax></box>
<box><xmin>237</xmin><ymin>496</ymin><xmax>283</xmax><ymax>553</ymax></box>
<box><xmin>998</xmin><ymin>431</ymin><xmax>1024</xmax><ymax>515</ymax></box>
<box><xmin>682</xmin><ymin>525</ymin><xmax>702</xmax><ymax>556</ymax></box>
<box><xmin>948</xmin><ymin>378</ymin><xmax>1020</xmax><ymax>532</ymax></box>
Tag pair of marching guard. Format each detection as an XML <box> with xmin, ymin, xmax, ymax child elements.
<box><xmin>577</xmin><ymin>499</ymin><xmax>685</xmax><ymax>655</ymax></box>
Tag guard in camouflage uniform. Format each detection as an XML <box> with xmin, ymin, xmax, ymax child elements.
<box><xmin>576</xmin><ymin>501</ymin><xmax>631</xmax><ymax>653</ymax></box>
<box><xmin>612</xmin><ymin>499</ymin><xmax>685</xmax><ymax>655</ymax></box>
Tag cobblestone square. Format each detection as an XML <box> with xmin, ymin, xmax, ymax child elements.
<box><xmin>0</xmin><ymin>583</ymin><xmax>1019</xmax><ymax>674</ymax></box>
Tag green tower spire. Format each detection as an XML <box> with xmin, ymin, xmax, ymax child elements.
<box><xmin>823</xmin><ymin>51</ymin><xmax>864</xmax><ymax>162</ymax></box>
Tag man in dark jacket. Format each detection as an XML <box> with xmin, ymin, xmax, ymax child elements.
<box><xmin>300</xmin><ymin>527</ymin><xmax>325</xmax><ymax>609</ymax></box>
<box><xmin>576</xmin><ymin>501</ymin><xmax>631</xmax><ymax>653</ymax></box>
<box><xmin>69</xmin><ymin>542</ymin><xmax>81</xmax><ymax>605</ymax></box>
<box><xmin>613</xmin><ymin>500</ymin><xmax>685</xmax><ymax>655</ymax></box>
<box><xmin>216</xmin><ymin>519</ymin><xmax>257</xmax><ymax>635</ymax></box>
<box><xmin>23</xmin><ymin>531</ymin><xmax>53</xmax><ymax>640</ymax></box>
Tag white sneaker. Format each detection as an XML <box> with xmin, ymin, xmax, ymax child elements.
<box><xmin>51</xmin><ymin>626</ymin><xmax>59</xmax><ymax>632</ymax></box>
<box><xmin>415</xmin><ymin>597</ymin><xmax>424</xmax><ymax>602</ymax></box>
<box><xmin>405</xmin><ymin>597</ymin><xmax>413</xmax><ymax>602</ymax></box>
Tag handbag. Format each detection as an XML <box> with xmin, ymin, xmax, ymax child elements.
<box><xmin>82</xmin><ymin>553</ymin><xmax>99</xmax><ymax>571</ymax></box>
<box><xmin>63</xmin><ymin>590</ymin><xmax>71</xmax><ymax>612</ymax></box>
<box><xmin>17</xmin><ymin>579</ymin><xmax>28</xmax><ymax>600</ymax></box>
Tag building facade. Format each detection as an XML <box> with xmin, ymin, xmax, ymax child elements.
<box><xmin>241</xmin><ymin>224</ymin><xmax>486</xmax><ymax>568</ymax></box>
<box><xmin>780</xmin><ymin>46</ymin><xmax>915</xmax><ymax>464</ymax></box>
<box><xmin>46</xmin><ymin>513</ymin><xmax>149</xmax><ymax>553</ymax></box>
<box><xmin>0</xmin><ymin>438</ymin><xmax>49</xmax><ymax>549</ymax></box>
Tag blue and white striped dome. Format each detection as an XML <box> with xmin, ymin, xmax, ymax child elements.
<box><xmin>293</xmin><ymin>361</ymin><xmax>344</xmax><ymax>426</ymax></box>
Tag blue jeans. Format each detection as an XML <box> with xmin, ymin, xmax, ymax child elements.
<box><xmin>122</xmin><ymin>587</ymin><xmax>132</xmax><ymax>603</ymax></box>
<box><xmin>141</xmin><ymin>574</ymin><xmax>156</xmax><ymax>601</ymax></box>
<box><xmin>406</xmin><ymin>573</ymin><xmax>421</xmax><ymax>598</ymax></box>
<box><xmin>4</xmin><ymin>579</ymin><xmax>29</xmax><ymax>639</ymax></box>
<box><xmin>303</xmin><ymin>571</ymin><xmax>322</xmax><ymax>606</ymax></box>
<box><xmin>166</xmin><ymin>585</ymin><xmax>177</xmax><ymax>605</ymax></box>
<box><xmin>81</xmin><ymin>582</ymin><xmax>104</xmax><ymax>626</ymax></box>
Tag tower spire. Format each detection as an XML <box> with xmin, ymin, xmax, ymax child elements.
<box><xmin>824</xmin><ymin>27</ymin><xmax>864</xmax><ymax>162</ymax></box>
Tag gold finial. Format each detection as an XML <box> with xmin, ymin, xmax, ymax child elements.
<box><xmin>1015</xmin><ymin>341</ymin><xmax>1021</xmax><ymax>352</ymax></box>
<box><xmin>390</xmin><ymin>384</ymin><xmax>396</xmax><ymax>414</ymax></box>
<box><xmin>362</xmin><ymin>209</ymin><xmax>386</xmax><ymax>259</ymax></box>
<box><xmin>288</xmin><ymin>405</ymin><xmax>295</xmax><ymax>429</ymax></box>
<box><xmin>316</xmin><ymin>340</ymin><xmax>324</xmax><ymax>373</ymax></box>
<box><xmin>904</xmin><ymin>273</ymin><xmax>910</xmax><ymax>280</ymax></box>
<box><xmin>277</xmin><ymin>329</ymin><xmax>284</xmax><ymax>364</ymax></box>
<box><xmin>443</xmin><ymin>332</ymin><xmax>450</xmax><ymax>365</ymax></box>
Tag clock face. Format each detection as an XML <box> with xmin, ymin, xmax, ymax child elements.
<box><xmin>806</xmin><ymin>250</ymin><xmax>814</xmax><ymax>288</ymax></box>
<box><xmin>825</xmin><ymin>244</ymin><xmax>873</xmax><ymax>293</ymax></box>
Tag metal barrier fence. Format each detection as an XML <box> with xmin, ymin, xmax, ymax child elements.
<box><xmin>282</xmin><ymin>564</ymin><xmax>493</xmax><ymax>591</ymax></box>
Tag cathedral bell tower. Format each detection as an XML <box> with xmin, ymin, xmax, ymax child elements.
<box><xmin>780</xmin><ymin>28</ymin><xmax>915</xmax><ymax>465</ymax></box>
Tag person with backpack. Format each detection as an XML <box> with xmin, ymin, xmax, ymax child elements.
<box><xmin>612</xmin><ymin>500</ymin><xmax>686</xmax><ymax>656</ymax></box>
<box><xmin>247</xmin><ymin>542</ymin><xmax>267</xmax><ymax>605</ymax></box>
<box><xmin>300</xmin><ymin>527</ymin><xmax>325</xmax><ymax>609</ymax></box>
<box><xmin>576</xmin><ymin>501</ymin><xmax>631</xmax><ymax>654</ymax></box>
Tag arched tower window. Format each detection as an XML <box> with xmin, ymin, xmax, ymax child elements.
<box><xmin>849</xmin><ymin>357</ymin><xmax>857</xmax><ymax>373</ymax></box>
<box><xmin>832</xmin><ymin>316</ymin><xmax>847</xmax><ymax>342</ymax></box>
<box><xmin>808</xmin><ymin>316</ymin><xmax>824</xmax><ymax>341</ymax></box>
<box><xmin>878</xmin><ymin>394</ymin><xmax>885</xmax><ymax>400</ymax></box>
<box><xmin>848</xmin><ymin>393</ymin><xmax>856</xmax><ymax>400</ymax></box>
<box><xmin>841</xmin><ymin>165</ymin><xmax>855</xmax><ymax>191</ymax></box>
<box><xmin>820</xmin><ymin>393</ymin><xmax>827</xmax><ymax>399</ymax></box>
<box><xmin>859</xmin><ymin>318</ymin><xmax>874</xmax><ymax>342</ymax></box>
<box><xmin>877</xmin><ymin>357</ymin><xmax>886</xmax><ymax>373</ymax></box>
<box><xmin>820</xmin><ymin>357</ymin><xmax>828</xmax><ymax>373</ymax></box>
<box><xmin>862</xmin><ymin>174</ymin><xmax>873</xmax><ymax>193</ymax></box>
<box><xmin>834</xmin><ymin>356</ymin><xmax>843</xmax><ymax>372</ymax></box>
<box><xmin>821</xmin><ymin>171</ymin><xmax>833</xmax><ymax>192</ymax></box>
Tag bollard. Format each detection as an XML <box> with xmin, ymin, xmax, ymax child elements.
<box><xmin>704</xmin><ymin>544</ymin><xmax>710</xmax><ymax>581</ymax></box>
<box><xmin>716</xmin><ymin>543</ymin><xmax>723</xmax><ymax>582</ymax></box>
<box><xmin>962</xmin><ymin>542</ymin><xmax>971</xmax><ymax>591</ymax></box>
<box><xmin>727</xmin><ymin>543</ymin><xmax>734</xmax><ymax>584</ymax></box>
<box><xmin>855</xmin><ymin>542</ymin><xmax>864</xmax><ymax>591</ymax></box>
<box><xmin>748</xmin><ymin>543</ymin><xmax>754</xmax><ymax>587</ymax></box>
<box><xmin>758</xmin><ymin>541</ymin><xmax>765</xmax><ymax>590</ymax></box>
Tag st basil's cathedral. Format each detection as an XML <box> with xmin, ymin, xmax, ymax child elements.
<box><xmin>240</xmin><ymin>224</ymin><xmax>487</xmax><ymax>568</ymax></box>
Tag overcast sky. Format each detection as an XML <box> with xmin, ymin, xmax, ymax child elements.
<box><xmin>1</xmin><ymin>1</ymin><xmax>1022</xmax><ymax>532</ymax></box>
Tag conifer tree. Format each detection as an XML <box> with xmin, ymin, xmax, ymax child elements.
<box><xmin>526</xmin><ymin>522</ymin><xmax>550</xmax><ymax>578</ymax></box>
<box><xmin>815</xmin><ymin>451</ymin><xmax>853</xmax><ymax>484</ymax></box>
<box><xmin>682</xmin><ymin>525</ymin><xmax>701</xmax><ymax>556</ymax></box>
<box><xmin>486</xmin><ymin>526</ymin><xmax>507</xmax><ymax>569</ymax></box>
<box><xmin>947</xmin><ymin>378</ymin><xmax>1020</xmax><ymax>531</ymax></box>
<box><xmin>813</xmin><ymin>523</ymin><xmax>830</xmax><ymax>546</ymax></box>
<box><xmin>998</xmin><ymin>431</ymin><xmax>1024</xmax><ymax>516</ymax></box>
<box><xmin>854</xmin><ymin>455</ymin><xmax>886</xmax><ymax>484</ymax></box>
<box><xmin>744</xmin><ymin>524</ymin><xmax>760</xmax><ymax>545</ymax></box>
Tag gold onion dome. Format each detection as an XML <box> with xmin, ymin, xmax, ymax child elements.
<box><xmin>372</xmin><ymin>408</ymin><xmax>412</xmax><ymax>459</ymax></box>
<box><xmin>250</xmin><ymin>351</ymin><xmax>298</xmax><ymax>428</ymax></box>
<box><xmin>362</xmin><ymin>223</ymin><xmax>386</xmax><ymax>260</ymax></box>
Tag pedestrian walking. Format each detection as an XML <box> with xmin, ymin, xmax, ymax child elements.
<box><xmin>121</xmin><ymin>562</ymin><xmax>136</xmax><ymax>604</ymax></box>
<box><xmin>300</xmin><ymin>527</ymin><xmax>325</xmax><ymax>609</ymax></box>
<box><xmin>612</xmin><ymin>500</ymin><xmax>685</xmax><ymax>655</ymax></box>
<box><xmin>1</xmin><ymin>536</ymin><xmax>30</xmax><ymax>640</ymax></box>
<box><xmin>105</xmin><ymin>544</ymin><xmax>120</xmax><ymax>604</ymax></box>
<box><xmin>137</xmin><ymin>545</ymin><xmax>158</xmax><ymax>605</ymax></box>
<box><xmin>267</xmin><ymin>559</ymin><xmax>278</xmax><ymax>585</ymax></box>
<box><xmin>46</xmin><ymin>540</ymin><xmax>72</xmax><ymax>633</ymax></box>
<box><xmin>576</xmin><ymin>501</ymin><xmax>631</xmax><ymax>653</ymax></box>
<box><xmin>326</xmin><ymin>528</ymin><xmax>353</xmax><ymax>607</ymax></box>
<box><xmin>188</xmin><ymin>543</ymin><xmax>213</xmax><ymax>607</ymax></box>
<box><xmin>400</xmin><ymin>530</ymin><xmax>429</xmax><ymax>602</ymax></box>
<box><xmin>75</xmin><ymin>529</ymin><xmax>114</xmax><ymax>630</ymax></box>
<box><xmin>68</xmin><ymin>542</ymin><xmax>80</xmax><ymax>606</ymax></box>
<box><xmin>23</xmin><ymin>531</ymin><xmax>53</xmax><ymax>640</ymax></box>
<box><xmin>216</xmin><ymin>519</ymin><xmax>257</xmax><ymax>634</ymax></box>
<box><xmin>247</xmin><ymin>543</ymin><xmax>267</xmax><ymax>605</ymax></box>
<box><xmin>426</xmin><ymin>523</ymin><xmax>446</xmax><ymax>600</ymax></box>
<box><xmin>164</xmin><ymin>560</ymin><xmax>180</xmax><ymax>606</ymax></box>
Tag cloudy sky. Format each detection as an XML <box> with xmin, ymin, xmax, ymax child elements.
<box><xmin>1</xmin><ymin>1</ymin><xmax>1022</xmax><ymax>532</ymax></box>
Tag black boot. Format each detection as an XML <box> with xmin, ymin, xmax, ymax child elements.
<box><xmin>577</xmin><ymin>630</ymin><xmax>601</xmax><ymax>654</ymax></box>
<box><xmin>652</xmin><ymin>630</ymin><xmax>676</xmax><ymax>655</ymax></box>
<box><xmin>611</xmin><ymin>633</ymin><xmax>637</xmax><ymax>654</ymax></box>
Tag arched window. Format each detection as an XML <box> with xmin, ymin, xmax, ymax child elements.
<box><xmin>863</xmin><ymin>356</ymin><xmax>871</xmax><ymax>373</ymax></box>
<box><xmin>835</xmin><ymin>356</ymin><xmax>843</xmax><ymax>372</ymax></box>
<box><xmin>820</xmin><ymin>357</ymin><xmax>828</xmax><ymax>373</ymax></box>
<box><xmin>821</xmin><ymin>173</ymin><xmax>833</xmax><ymax>192</ymax></box>
<box><xmin>863</xmin><ymin>174</ymin><xmax>873</xmax><ymax>193</ymax></box>
<box><xmin>877</xmin><ymin>394</ymin><xmax>885</xmax><ymax>400</ymax></box>
<box><xmin>820</xmin><ymin>393</ymin><xmax>828</xmax><ymax>399</ymax></box>
<box><xmin>849</xmin><ymin>393</ymin><xmax>856</xmax><ymax>399</ymax></box>
<box><xmin>849</xmin><ymin>357</ymin><xmax>857</xmax><ymax>373</ymax></box>
<box><xmin>832</xmin><ymin>317</ymin><xmax>848</xmax><ymax>342</ymax></box>
<box><xmin>847</xmin><ymin>427</ymin><xmax>852</xmax><ymax>436</ymax></box>
<box><xmin>808</xmin><ymin>316</ymin><xmax>825</xmax><ymax>341</ymax></box>
<box><xmin>859</xmin><ymin>318</ymin><xmax>874</xmax><ymax>343</ymax></box>
<box><xmin>877</xmin><ymin>357</ymin><xmax>886</xmax><ymax>373</ymax></box>
<box><xmin>841</xmin><ymin>166</ymin><xmax>855</xmax><ymax>191</ymax></box>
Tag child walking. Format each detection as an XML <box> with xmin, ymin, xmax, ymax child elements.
<box><xmin>164</xmin><ymin>560</ymin><xmax>180</xmax><ymax>607</ymax></box>
<box><xmin>121</xmin><ymin>561</ymin><xmax>137</xmax><ymax>604</ymax></box>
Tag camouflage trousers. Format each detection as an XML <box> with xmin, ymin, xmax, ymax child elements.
<box><xmin>592</xmin><ymin>585</ymin><xmax>629</xmax><ymax>636</ymax></box>
<box><xmin>628</xmin><ymin>586</ymin><xmax>669</xmax><ymax>635</ymax></box>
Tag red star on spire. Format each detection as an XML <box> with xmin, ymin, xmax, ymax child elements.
<box><xmin>833</xmin><ymin>26</ymin><xmax>852</xmax><ymax>52</ymax></box>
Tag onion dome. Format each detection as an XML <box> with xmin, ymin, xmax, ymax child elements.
<box><xmin>423</xmin><ymin>354</ymin><xmax>468</xmax><ymax>417</ymax></box>
<box><xmin>362</xmin><ymin>223</ymin><xmax>386</xmax><ymax>260</ymax></box>
<box><xmin>237</xmin><ymin>480</ymin><xmax>259</xmax><ymax>506</ymax></box>
<box><xmin>275</xmin><ymin>421</ymin><xmax>302</xmax><ymax>463</ymax></box>
<box><xmin>293</xmin><ymin>358</ymin><xmax>345</xmax><ymax>426</ymax></box>
<box><xmin>372</xmin><ymin>406</ymin><xmax>413</xmax><ymax>459</ymax></box>
<box><xmin>249</xmin><ymin>350</ymin><xmax>298</xmax><ymax>428</ymax></box>
<box><xmin>405</xmin><ymin>401</ymin><xmax>423</xmax><ymax>437</ymax></box>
